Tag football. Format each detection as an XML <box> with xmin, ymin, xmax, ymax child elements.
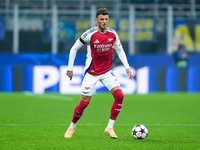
<box><xmin>131</xmin><ymin>124</ymin><xmax>148</xmax><ymax>139</ymax></box>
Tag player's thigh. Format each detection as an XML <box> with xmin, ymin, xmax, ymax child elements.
<box><xmin>81</xmin><ymin>73</ymin><xmax>99</xmax><ymax>96</ymax></box>
<box><xmin>100</xmin><ymin>71</ymin><xmax>120</xmax><ymax>91</ymax></box>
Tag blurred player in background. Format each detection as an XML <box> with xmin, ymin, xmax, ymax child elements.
<box><xmin>173</xmin><ymin>44</ymin><xmax>188</xmax><ymax>67</ymax></box>
<box><xmin>64</xmin><ymin>8</ymin><xmax>133</xmax><ymax>139</ymax></box>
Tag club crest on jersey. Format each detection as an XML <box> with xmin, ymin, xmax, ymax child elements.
<box><xmin>108</xmin><ymin>38</ymin><xmax>113</xmax><ymax>42</ymax></box>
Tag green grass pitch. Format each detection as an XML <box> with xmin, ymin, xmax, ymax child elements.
<box><xmin>0</xmin><ymin>93</ymin><xmax>200</xmax><ymax>150</ymax></box>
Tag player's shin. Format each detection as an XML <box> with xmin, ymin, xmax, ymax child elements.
<box><xmin>72</xmin><ymin>100</ymin><xmax>89</xmax><ymax>124</ymax></box>
<box><xmin>110</xmin><ymin>89</ymin><xmax>124</xmax><ymax>122</ymax></box>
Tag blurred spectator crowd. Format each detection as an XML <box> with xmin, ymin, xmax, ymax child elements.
<box><xmin>123</xmin><ymin>0</ymin><xmax>197</xmax><ymax>4</ymax></box>
<box><xmin>0</xmin><ymin>0</ymin><xmax>198</xmax><ymax>12</ymax></box>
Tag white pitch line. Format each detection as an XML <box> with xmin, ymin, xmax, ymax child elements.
<box><xmin>24</xmin><ymin>93</ymin><xmax>73</xmax><ymax>101</ymax></box>
<box><xmin>1</xmin><ymin>123</ymin><xmax>200</xmax><ymax>127</ymax></box>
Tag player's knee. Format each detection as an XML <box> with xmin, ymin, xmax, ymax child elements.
<box><xmin>113</xmin><ymin>89</ymin><xmax>124</xmax><ymax>103</ymax></box>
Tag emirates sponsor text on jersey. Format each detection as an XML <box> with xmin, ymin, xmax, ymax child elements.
<box><xmin>94</xmin><ymin>44</ymin><xmax>113</xmax><ymax>52</ymax></box>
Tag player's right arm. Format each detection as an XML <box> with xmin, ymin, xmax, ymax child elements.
<box><xmin>67</xmin><ymin>38</ymin><xmax>84</xmax><ymax>80</ymax></box>
<box><xmin>67</xmin><ymin>28</ymin><xmax>92</xmax><ymax>80</ymax></box>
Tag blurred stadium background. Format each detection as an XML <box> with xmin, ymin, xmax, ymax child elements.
<box><xmin>0</xmin><ymin>0</ymin><xmax>200</xmax><ymax>94</ymax></box>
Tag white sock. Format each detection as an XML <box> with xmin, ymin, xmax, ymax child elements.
<box><xmin>106</xmin><ymin>119</ymin><xmax>115</xmax><ymax>128</ymax></box>
<box><xmin>69</xmin><ymin>122</ymin><xmax>76</xmax><ymax>129</ymax></box>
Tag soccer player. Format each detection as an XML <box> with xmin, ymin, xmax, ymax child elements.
<box><xmin>64</xmin><ymin>8</ymin><xmax>133</xmax><ymax>139</ymax></box>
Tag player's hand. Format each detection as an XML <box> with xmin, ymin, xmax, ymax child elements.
<box><xmin>66</xmin><ymin>71</ymin><xmax>73</xmax><ymax>80</ymax></box>
<box><xmin>126</xmin><ymin>68</ymin><xmax>134</xmax><ymax>80</ymax></box>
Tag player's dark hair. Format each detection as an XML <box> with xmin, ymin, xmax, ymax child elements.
<box><xmin>96</xmin><ymin>8</ymin><xmax>109</xmax><ymax>18</ymax></box>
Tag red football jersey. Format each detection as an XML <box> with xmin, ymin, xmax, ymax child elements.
<box><xmin>80</xmin><ymin>27</ymin><xmax>119</xmax><ymax>75</ymax></box>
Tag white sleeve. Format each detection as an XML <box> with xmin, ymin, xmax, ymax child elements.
<box><xmin>67</xmin><ymin>39</ymin><xmax>84</xmax><ymax>71</ymax></box>
<box><xmin>113</xmin><ymin>34</ymin><xmax>130</xmax><ymax>69</ymax></box>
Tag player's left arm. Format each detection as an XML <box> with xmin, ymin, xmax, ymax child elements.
<box><xmin>113</xmin><ymin>34</ymin><xmax>134</xmax><ymax>80</ymax></box>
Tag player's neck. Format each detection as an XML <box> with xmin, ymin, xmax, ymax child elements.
<box><xmin>97</xmin><ymin>26</ymin><xmax>107</xmax><ymax>33</ymax></box>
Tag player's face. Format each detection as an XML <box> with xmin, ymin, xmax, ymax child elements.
<box><xmin>95</xmin><ymin>14</ymin><xmax>109</xmax><ymax>32</ymax></box>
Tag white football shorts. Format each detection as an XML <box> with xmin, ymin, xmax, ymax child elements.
<box><xmin>81</xmin><ymin>70</ymin><xmax>120</xmax><ymax>96</ymax></box>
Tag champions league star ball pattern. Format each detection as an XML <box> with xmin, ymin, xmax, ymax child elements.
<box><xmin>132</xmin><ymin>124</ymin><xmax>148</xmax><ymax>139</ymax></box>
